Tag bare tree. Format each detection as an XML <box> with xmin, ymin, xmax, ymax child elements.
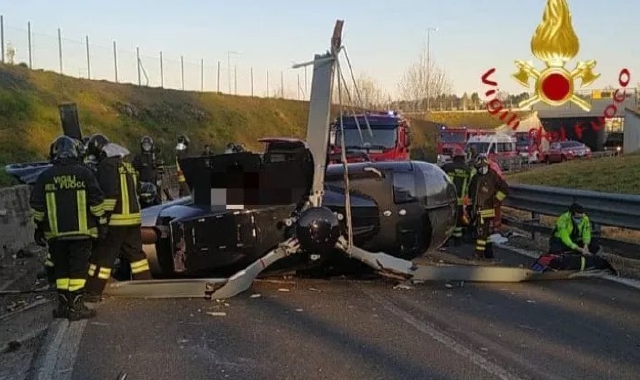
<box><xmin>332</xmin><ymin>74</ymin><xmax>389</xmax><ymax>109</ymax></box>
<box><xmin>398</xmin><ymin>50</ymin><xmax>452</xmax><ymax>112</ymax></box>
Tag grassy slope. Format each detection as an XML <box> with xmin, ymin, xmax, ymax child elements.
<box><xmin>507</xmin><ymin>153</ymin><xmax>640</xmax><ymax>194</ymax></box>
<box><xmin>0</xmin><ymin>62</ymin><xmax>530</xmax><ymax>186</ymax></box>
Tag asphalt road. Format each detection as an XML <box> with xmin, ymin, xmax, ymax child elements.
<box><xmin>57</xmin><ymin>245</ymin><xmax>640</xmax><ymax>380</ymax></box>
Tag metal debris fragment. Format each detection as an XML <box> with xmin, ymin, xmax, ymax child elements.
<box><xmin>393</xmin><ymin>283</ymin><xmax>414</xmax><ymax>290</ymax></box>
<box><xmin>277</xmin><ymin>288</ymin><xmax>290</xmax><ymax>292</ymax></box>
<box><xmin>295</xmin><ymin>308</ymin><xmax>303</xmax><ymax>312</ymax></box>
<box><xmin>206</xmin><ymin>311</ymin><xmax>227</xmax><ymax>317</ymax></box>
<box><xmin>445</xmin><ymin>283</ymin><xmax>454</xmax><ymax>289</ymax></box>
<box><xmin>250</xmin><ymin>294</ymin><xmax>261</xmax><ymax>298</ymax></box>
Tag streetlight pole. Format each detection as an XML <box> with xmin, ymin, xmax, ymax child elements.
<box><xmin>227</xmin><ymin>51</ymin><xmax>239</xmax><ymax>93</ymax></box>
<box><xmin>426</xmin><ymin>27</ymin><xmax>438</xmax><ymax>113</ymax></box>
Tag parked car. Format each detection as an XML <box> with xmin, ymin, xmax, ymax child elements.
<box><xmin>544</xmin><ymin>140</ymin><xmax>592</xmax><ymax>164</ymax></box>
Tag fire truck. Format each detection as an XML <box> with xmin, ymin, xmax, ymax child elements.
<box><xmin>436</xmin><ymin>126</ymin><xmax>494</xmax><ymax>165</ymax></box>
<box><xmin>329</xmin><ymin>111</ymin><xmax>411</xmax><ymax>163</ymax></box>
<box><xmin>514</xmin><ymin>131</ymin><xmax>547</xmax><ymax>163</ymax></box>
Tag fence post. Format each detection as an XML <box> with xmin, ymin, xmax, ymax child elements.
<box><xmin>0</xmin><ymin>15</ymin><xmax>4</xmax><ymax>63</ymax></box>
<box><xmin>530</xmin><ymin>211</ymin><xmax>540</xmax><ymax>240</ymax></box>
<box><xmin>85</xmin><ymin>35</ymin><xmax>91</xmax><ymax>79</ymax></box>
<box><xmin>180</xmin><ymin>55</ymin><xmax>184</xmax><ymax>90</ymax></box>
<box><xmin>113</xmin><ymin>41</ymin><xmax>118</xmax><ymax>82</ymax></box>
<box><xmin>266</xmin><ymin>70</ymin><xmax>269</xmax><ymax>97</ymax></box>
<box><xmin>27</xmin><ymin>22</ymin><xmax>32</xmax><ymax>68</ymax></box>
<box><xmin>280</xmin><ymin>71</ymin><xmax>284</xmax><ymax>98</ymax></box>
<box><xmin>57</xmin><ymin>28</ymin><xmax>63</xmax><ymax>73</ymax></box>
<box><xmin>200</xmin><ymin>59</ymin><xmax>204</xmax><ymax>92</ymax></box>
<box><xmin>234</xmin><ymin>65</ymin><xmax>237</xmax><ymax>95</ymax></box>
<box><xmin>159</xmin><ymin>51</ymin><xmax>163</xmax><ymax>88</ymax></box>
<box><xmin>250</xmin><ymin>67</ymin><xmax>254</xmax><ymax>97</ymax></box>
<box><xmin>216</xmin><ymin>61</ymin><xmax>220</xmax><ymax>92</ymax></box>
<box><xmin>297</xmin><ymin>73</ymin><xmax>300</xmax><ymax>100</ymax></box>
<box><xmin>136</xmin><ymin>47</ymin><xmax>141</xmax><ymax>86</ymax></box>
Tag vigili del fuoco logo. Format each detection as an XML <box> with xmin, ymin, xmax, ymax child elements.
<box><xmin>480</xmin><ymin>0</ymin><xmax>631</xmax><ymax>142</ymax></box>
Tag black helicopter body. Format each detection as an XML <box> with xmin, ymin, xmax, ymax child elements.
<box><xmin>136</xmin><ymin>152</ymin><xmax>457</xmax><ymax>277</ymax></box>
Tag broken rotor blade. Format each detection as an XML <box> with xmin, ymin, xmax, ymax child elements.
<box><xmin>337</xmin><ymin>237</ymin><xmax>416</xmax><ymax>279</ymax></box>
<box><xmin>103</xmin><ymin>277</ymin><xmax>228</xmax><ymax>299</ymax></box>
<box><xmin>208</xmin><ymin>238</ymin><xmax>300</xmax><ymax>300</ymax></box>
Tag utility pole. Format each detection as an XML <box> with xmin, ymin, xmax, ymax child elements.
<box><xmin>426</xmin><ymin>27</ymin><xmax>438</xmax><ymax>113</ymax></box>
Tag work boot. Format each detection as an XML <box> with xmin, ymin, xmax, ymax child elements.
<box><xmin>68</xmin><ymin>290</ymin><xmax>97</xmax><ymax>321</ymax></box>
<box><xmin>484</xmin><ymin>244</ymin><xmax>495</xmax><ymax>259</ymax></box>
<box><xmin>52</xmin><ymin>291</ymin><xmax>69</xmax><ymax>319</ymax></box>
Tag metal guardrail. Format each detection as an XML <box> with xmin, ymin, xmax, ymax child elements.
<box><xmin>502</xmin><ymin>184</ymin><xmax>640</xmax><ymax>259</ymax></box>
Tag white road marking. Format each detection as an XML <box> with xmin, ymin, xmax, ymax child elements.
<box><xmin>495</xmin><ymin>243</ymin><xmax>640</xmax><ymax>291</ymax></box>
<box><xmin>34</xmin><ymin>319</ymin><xmax>88</xmax><ymax>380</ymax></box>
<box><xmin>358</xmin><ymin>286</ymin><xmax>526</xmax><ymax>380</ymax></box>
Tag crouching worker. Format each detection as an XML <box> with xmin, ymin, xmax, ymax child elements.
<box><xmin>532</xmin><ymin>203</ymin><xmax>617</xmax><ymax>274</ymax></box>
<box><xmin>30</xmin><ymin>136</ymin><xmax>107</xmax><ymax>320</ymax></box>
<box><xmin>84</xmin><ymin>134</ymin><xmax>153</xmax><ymax>303</ymax></box>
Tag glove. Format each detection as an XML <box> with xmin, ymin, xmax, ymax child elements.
<box><xmin>579</xmin><ymin>246</ymin><xmax>590</xmax><ymax>255</ymax></box>
<box><xmin>98</xmin><ymin>224</ymin><xmax>109</xmax><ymax>240</ymax></box>
<box><xmin>33</xmin><ymin>227</ymin><xmax>47</xmax><ymax>247</ymax></box>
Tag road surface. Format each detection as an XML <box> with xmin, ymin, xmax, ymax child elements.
<box><xmin>36</xmin><ymin>246</ymin><xmax>640</xmax><ymax>380</ymax></box>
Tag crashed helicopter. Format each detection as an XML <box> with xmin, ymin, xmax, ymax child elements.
<box><xmin>4</xmin><ymin>20</ymin><xmax>584</xmax><ymax>301</ymax></box>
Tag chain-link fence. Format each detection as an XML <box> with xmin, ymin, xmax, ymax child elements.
<box><xmin>0</xmin><ymin>16</ymin><xmax>313</xmax><ymax>100</ymax></box>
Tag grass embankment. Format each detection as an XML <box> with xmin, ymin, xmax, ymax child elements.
<box><xmin>504</xmin><ymin>153</ymin><xmax>640</xmax><ymax>242</ymax></box>
<box><xmin>0</xmin><ymin>62</ymin><xmax>531</xmax><ymax>186</ymax></box>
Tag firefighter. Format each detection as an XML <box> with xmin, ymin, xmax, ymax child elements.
<box><xmin>132</xmin><ymin>136</ymin><xmax>162</xmax><ymax>184</ymax></box>
<box><xmin>465</xmin><ymin>145</ymin><xmax>477</xmax><ymax>164</ymax></box>
<box><xmin>175</xmin><ymin>134</ymin><xmax>190</xmax><ymax>197</ymax></box>
<box><xmin>441</xmin><ymin>147</ymin><xmax>471</xmax><ymax>246</ymax></box>
<box><xmin>84</xmin><ymin>133</ymin><xmax>153</xmax><ymax>302</ymax></box>
<box><xmin>202</xmin><ymin>144</ymin><xmax>213</xmax><ymax>156</ymax></box>
<box><xmin>468</xmin><ymin>155</ymin><xmax>508</xmax><ymax>259</ymax></box>
<box><xmin>30</xmin><ymin>135</ymin><xmax>106</xmax><ymax>320</ymax></box>
<box><xmin>132</xmin><ymin>136</ymin><xmax>163</xmax><ymax>205</ymax></box>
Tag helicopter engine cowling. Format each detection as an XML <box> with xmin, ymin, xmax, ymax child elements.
<box><xmin>295</xmin><ymin>206</ymin><xmax>341</xmax><ymax>254</ymax></box>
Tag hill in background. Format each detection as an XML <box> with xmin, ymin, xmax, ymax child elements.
<box><xmin>0</xmin><ymin>63</ymin><xmax>529</xmax><ymax>185</ymax></box>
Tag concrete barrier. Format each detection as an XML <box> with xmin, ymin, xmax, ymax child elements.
<box><xmin>0</xmin><ymin>185</ymin><xmax>34</xmax><ymax>252</ymax></box>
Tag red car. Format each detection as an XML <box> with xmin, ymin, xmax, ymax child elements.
<box><xmin>544</xmin><ymin>140</ymin><xmax>592</xmax><ymax>164</ymax></box>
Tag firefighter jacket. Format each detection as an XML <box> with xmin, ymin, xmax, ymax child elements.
<box><xmin>30</xmin><ymin>161</ymin><xmax>106</xmax><ymax>240</ymax></box>
<box><xmin>176</xmin><ymin>156</ymin><xmax>186</xmax><ymax>183</ymax></box>
<box><xmin>441</xmin><ymin>158</ymin><xmax>471</xmax><ymax>205</ymax></box>
<box><xmin>96</xmin><ymin>156</ymin><xmax>142</xmax><ymax>226</ymax></box>
<box><xmin>468</xmin><ymin>169</ymin><xmax>508</xmax><ymax>219</ymax></box>
<box><xmin>132</xmin><ymin>153</ymin><xmax>159</xmax><ymax>183</ymax></box>
<box><xmin>551</xmin><ymin>211</ymin><xmax>592</xmax><ymax>250</ymax></box>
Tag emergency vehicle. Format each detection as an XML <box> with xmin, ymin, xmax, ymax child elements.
<box><xmin>436</xmin><ymin>126</ymin><xmax>494</xmax><ymax>165</ymax></box>
<box><xmin>514</xmin><ymin>131</ymin><xmax>547</xmax><ymax>163</ymax></box>
<box><xmin>465</xmin><ymin>133</ymin><xmax>518</xmax><ymax>166</ymax></box>
<box><xmin>329</xmin><ymin>111</ymin><xmax>411</xmax><ymax>163</ymax></box>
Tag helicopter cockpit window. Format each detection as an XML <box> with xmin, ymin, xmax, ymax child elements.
<box><xmin>393</xmin><ymin>171</ymin><xmax>417</xmax><ymax>204</ymax></box>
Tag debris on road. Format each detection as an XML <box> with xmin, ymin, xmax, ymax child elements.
<box><xmin>277</xmin><ymin>288</ymin><xmax>290</xmax><ymax>292</ymax></box>
<box><xmin>250</xmin><ymin>293</ymin><xmax>261</xmax><ymax>298</ymax></box>
<box><xmin>206</xmin><ymin>311</ymin><xmax>227</xmax><ymax>317</ymax></box>
<box><xmin>393</xmin><ymin>283</ymin><xmax>414</xmax><ymax>290</ymax></box>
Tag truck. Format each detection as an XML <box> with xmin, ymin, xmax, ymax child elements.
<box><xmin>328</xmin><ymin>110</ymin><xmax>411</xmax><ymax>163</ymax></box>
<box><xmin>436</xmin><ymin>126</ymin><xmax>494</xmax><ymax>166</ymax></box>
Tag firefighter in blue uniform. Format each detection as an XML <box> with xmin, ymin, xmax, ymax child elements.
<box><xmin>84</xmin><ymin>134</ymin><xmax>153</xmax><ymax>302</ymax></box>
<box><xmin>30</xmin><ymin>136</ymin><xmax>106</xmax><ymax>320</ymax></box>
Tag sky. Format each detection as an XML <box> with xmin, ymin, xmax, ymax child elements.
<box><xmin>1</xmin><ymin>0</ymin><xmax>639</xmax><ymax>99</ymax></box>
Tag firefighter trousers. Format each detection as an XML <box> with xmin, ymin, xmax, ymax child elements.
<box><xmin>49</xmin><ymin>238</ymin><xmax>92</xmax><ymax>293</ymax></box>
<box><xmin>178</xmin><ymin>181</ymin><xmax>190</xmax><ymax>197</ymax></box>
<box><xmin>44</xmin><ymin>246</ymin><xmax>56</xmax><ymax>286</ymax></box>
<box><xmin>475</xmin><ymin>209</ymin><xmax>495</xmax><ymax>259</ymax></box>
<box><xmin>453</xmin><ymin>205</ymin><xmax>465</xmax><ymax>239</ymax></box>
<box><xmin>85</xmin><ymin>225</ymin><xmax>152</xmax><ymax>297</ymax></box>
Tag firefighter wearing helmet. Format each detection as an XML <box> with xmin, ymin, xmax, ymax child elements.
<box><xmin>175</xmin><ymin>134</ymin><xmax>190</xmax><ymax>197</ymax></box>
<box><xmin>132</xmin><ymin>136</ymin><xmax>164</xmax><ymax>206</ymax></box>
<box><xmin>441</xmin><ymin>147</ymin><xmax>471</xmax><ymax>246</ymax></box>
<box><xmin>83</xmin><ymin>133</ymin><xmax>153</xmax><ymax>302</ymax></box>
<box><xmin>468</xmin><ymin>154</ymin><xmax>508</xmax><ymax>259</ymax></box>
<box><xmin>30</xmin><ymin>135</ymin><xmax>107</xmax><ymax>320</ymax></box>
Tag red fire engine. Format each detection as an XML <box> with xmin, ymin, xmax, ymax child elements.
<box><xmin>329</xmin><ymin>111</ymin><xmax>411</xmax><ymax>163</ymax></box>
<box><xmin>436</xmin><ymin>126</ymin><xmax>494</xmax><ymax>165</ymax></box>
